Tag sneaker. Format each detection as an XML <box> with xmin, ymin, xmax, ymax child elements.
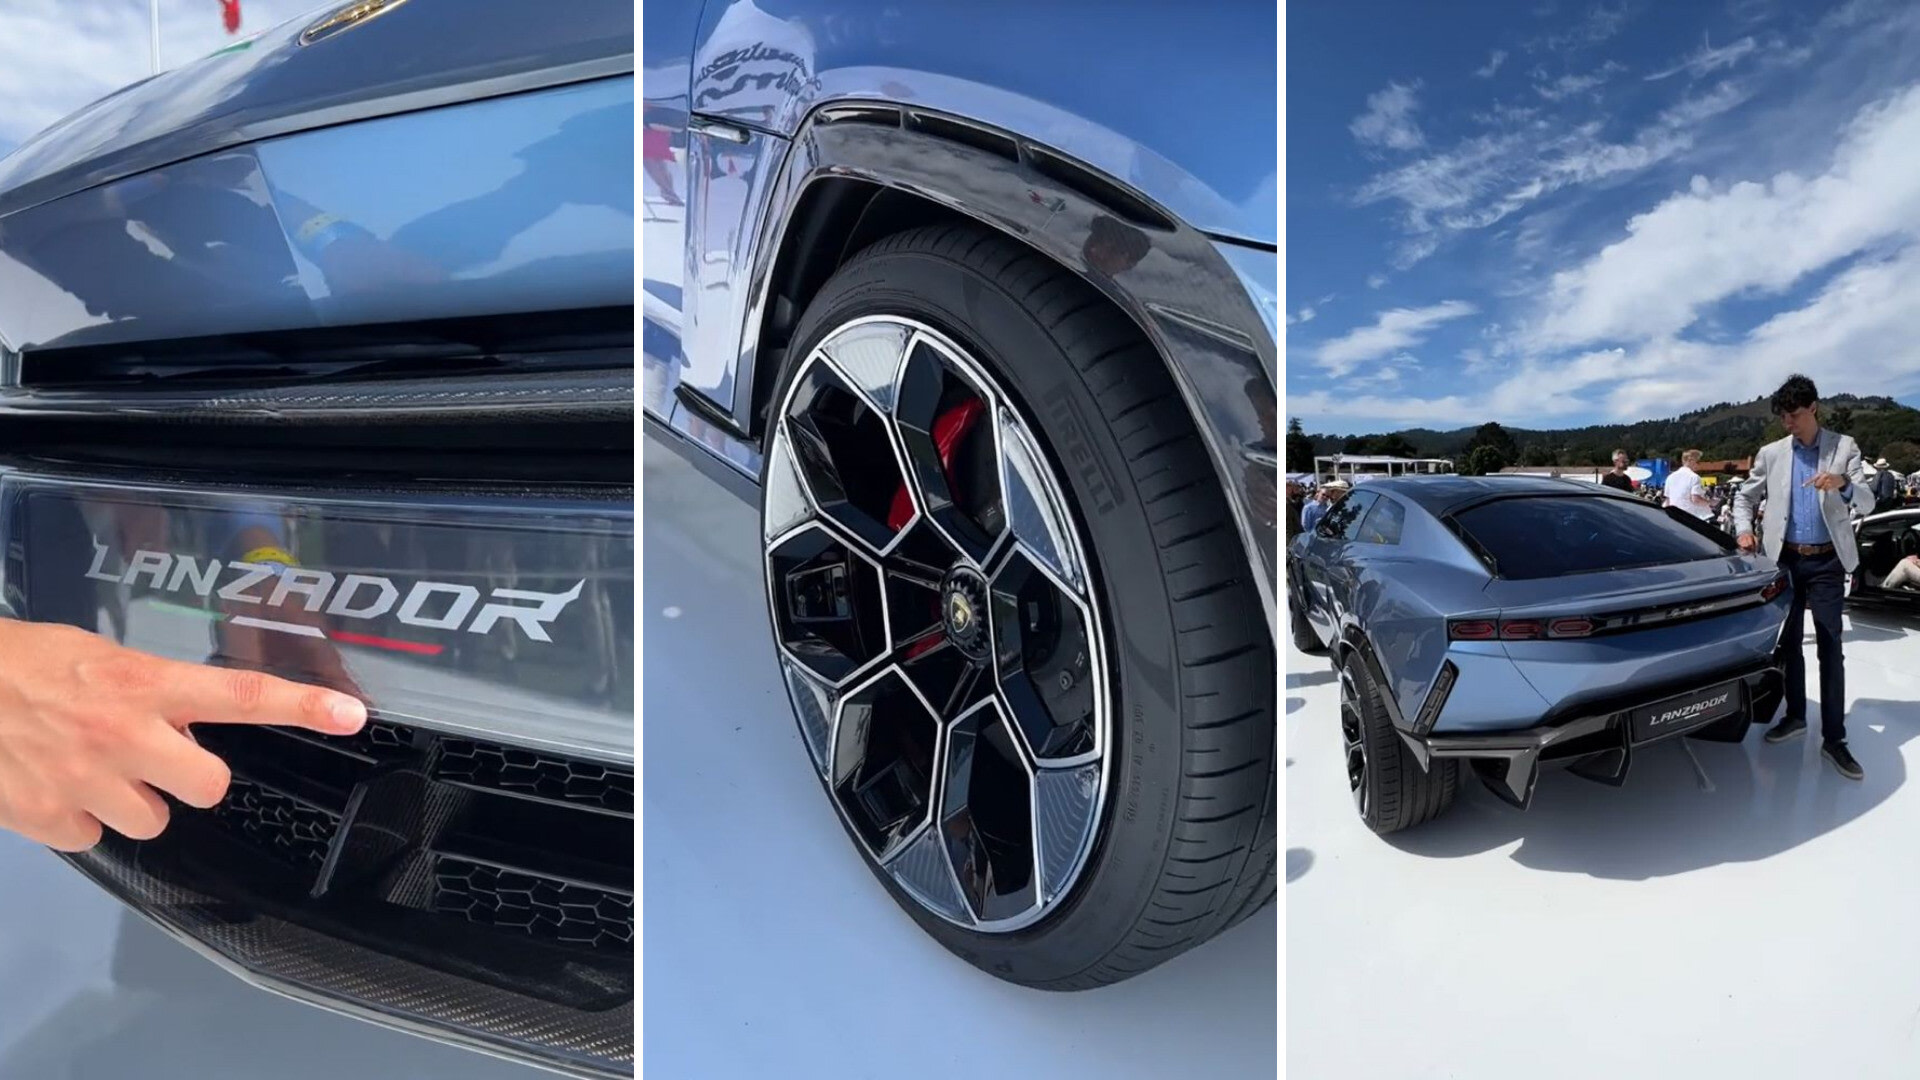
<box><xmin>1823</xmin><ymin>741</ymin><xmax>1864</xmax><ymax>781</ymax></box>
<box><xmin>1764</xmin><ymin>716</ymin><xmax>1807</xmax><ymax>744</ymax></box>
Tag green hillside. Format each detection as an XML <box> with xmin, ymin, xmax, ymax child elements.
<box><xmin>1285</xmin><ymin>395</ymin><xmax>1920</xmax><ymax>476</ymax></box>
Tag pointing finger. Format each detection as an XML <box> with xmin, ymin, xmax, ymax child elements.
<box><xmin>152</xmin><ymin>660</ymin><xmax>366</xmax><ymax>734</ymax></box>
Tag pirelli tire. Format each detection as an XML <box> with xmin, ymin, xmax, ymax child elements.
<box><xmin>1341</xmin><ymin>652</ymin><xmax>1457</xmax><ymax>834</ymax></box>
<box><xmin>759</xmin><ymin>224</ymin><xmax>1275</xmax><ymax>989</ymax></box>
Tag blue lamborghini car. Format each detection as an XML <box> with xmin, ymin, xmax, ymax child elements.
<box><xmin>1289</xmin><ymin>477</ymin><xmax>1791</xmax><ymax>833</ymax></box>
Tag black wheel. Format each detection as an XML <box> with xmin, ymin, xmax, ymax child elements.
<box><xmin>759</xmin><ymin>224</ymin><xmax>1274</xmax><ymax>989</ymax></box>
<box><xmin>1341</xmin><ymin>654</ymin><xmax>1456</xmax><ymax>834</ymax></box>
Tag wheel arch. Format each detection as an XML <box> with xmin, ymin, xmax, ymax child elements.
<box><xmin>729</xmin><ymin>104</ymin><xmax>1277</xmax><ymax>637</ymax></box>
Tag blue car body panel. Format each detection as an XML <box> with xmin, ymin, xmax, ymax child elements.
<box><xmin>0</xmin><ymin>0</ymin><xmax>632</xmax><ymax>222</ymax></box>
<box><xmin>0</xmin><ymin>76</ymin><xmax>634</xmax><ymax>354</ymax></box>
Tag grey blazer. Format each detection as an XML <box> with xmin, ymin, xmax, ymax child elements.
<box><xmin>1732</xmin><ymin>429</ymin><xmax>1875</xmax><ymax>572</ymax></box>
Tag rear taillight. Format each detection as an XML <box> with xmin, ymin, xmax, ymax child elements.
<box><xmin>1760</xmin><ymin>574</ymin><xmax>1787</xmax><ymax>603</ymax></box>
<box><xmin>1450</xmin><ymin>617</ymin><xmax>1599</xmax><ymax>641</ymax></box>
<box><xmin>1448</xmin><ymin>619</ymin><xmax>1497</xmax><ymax>641</ymax></box>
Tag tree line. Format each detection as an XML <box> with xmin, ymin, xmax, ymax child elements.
<box><xmin>1286</xmin><ymin>394</ymin><xmax>1920</xmax><ymax>477</ymax></box>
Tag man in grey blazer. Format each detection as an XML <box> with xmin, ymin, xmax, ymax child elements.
<box><xmin>1733</xmin><ymin>374</ymin><xmax>1875</xmax><ymax>779</ymax></box>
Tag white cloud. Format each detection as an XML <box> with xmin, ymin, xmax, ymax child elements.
<box><xmin>1367</xmin><ymin>273</ymin><xmax>1389</xmax><ymax>289</ymax></box>
<box><xmin>1535</xmin><ymin>61</ymin><xmax>1626</xmax><ymax>101</ymax></box>
<box><xmin>1285</xmin><ymin>306</ymin><xmax>1318</xmax><ymax>326</ymax></box>
<box><xmin>1350</xmin><ymin>80</ymin><xmax>1425</xmax><ymax>152</ymax></box>
<box><xmin>1645</xmin><ymin>35</ymin><xmax>1760</xmax><ymax>82</ymax></box>
<box><xmin>1531</xmin><ymin>81</ymin><xmax>1920</xmax><ymax>350</ymax></box>
<box><xmin>1353</xmin><ymin>79</ymin><xmax>1753</xmax><ymax>266</ymax></box>
<box><xmin>1298</xmin><ymin>244</ymin><xmax>1920</xmax><ymax>430</ymax></box>
<box><xmin>0</xmin><ymin>0</ymin><xmax>316</xmax><ymax>150</ymax></box>
<box><xmin>1530</xmin><ymin>4</ymin><xmax>1631</xmax><ymax>54</ymax></box>
<box><xmin>1313</xmin><ymin>300</ymin><xmax>1476</xmax><ymax>376</ymax></box>
<box><xmin>1476</xmin><ymin>50</ymin><xmax>1509</xmax><ymax>78</ymax></box>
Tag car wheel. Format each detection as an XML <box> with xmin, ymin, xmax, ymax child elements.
<box><xmin>1341</xmin><ymin>654</ymin><xmax>1456</xmax><ymax>834</ymax></box>
<box><xmin>759</xmin><ymin>224</ymin><xmax>1274</xmax><ymax>989</ymax></box>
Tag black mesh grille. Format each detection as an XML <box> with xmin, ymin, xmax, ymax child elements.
<box><xmin>434</xmin><ymin>739</ymin><xmax>634</xmax><ymax>814</ymax></box>
<box><xmin>275</xmin><ymin>717</ymin><xmax>418</xmax><ymax>761</ymax></box>
<box><xmin>152</xmin><ymin>719</ymin><xmax>632</xmax><ymax>1075</ymax></box>
<box><xmin>209</xmin><ymin>777</ymin><xmax>341</xmax><ymax>869</ymax></box>
<box><xmin>189</xmin><ymin>720</ymin><xmax>633</xmax><ymax>958</ymax></box>
<box><xmin>434</xmin><ymin>858</ymin><xmax>633</xmax><ymax>949</ymax></box>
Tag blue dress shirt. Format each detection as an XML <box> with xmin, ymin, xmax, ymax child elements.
<box><xmin>1784</xmin><ymin>435</ymin><xmax>1852</xmax><ymax>545</ymax></box>
<box><xmin>1302</xmin><ymin>499</ymin><xmax>1328</xmax><ymax>535</ymax></box>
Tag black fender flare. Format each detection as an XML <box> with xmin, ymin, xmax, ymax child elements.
<box><xmin>717</xmin><ymin>104</ymin><xmax>1277</xmax><ymax>642</ymax></box>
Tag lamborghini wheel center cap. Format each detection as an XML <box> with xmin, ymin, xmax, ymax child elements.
<box><xmin>941</xmin><ymin>566</ymin><xmax>991</xmax><ymax>661</ymax></box>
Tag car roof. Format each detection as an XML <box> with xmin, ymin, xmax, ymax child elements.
<box><xmin>1356</xmin><ymin>475</ymin><xmax>1624</xmax><ymax>516</ymax></box>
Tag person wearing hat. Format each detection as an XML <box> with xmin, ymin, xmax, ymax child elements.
<box><xmin>1302</xmin><ymin>480</ymin><xmax>1347</xmax><ymax>535</ymax></box>
<box><xmin>1871</xmin><ymin>457</ymin><xmax>1899</xmax><ymax>505</ymax></box>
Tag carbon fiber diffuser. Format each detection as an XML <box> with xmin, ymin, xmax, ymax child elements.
<box><xmin>62</xmin><ymin>720</ymin><xmax>633</xmax><ymax>1078</ymax></box>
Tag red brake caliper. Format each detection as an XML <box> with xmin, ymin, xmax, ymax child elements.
<box><xmin>891</xmin><ymin>397</ymin><xmax>986</xmax><ymax>657</ymax></box>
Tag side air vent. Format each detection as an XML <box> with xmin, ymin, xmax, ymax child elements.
<box><xmin>904</xmin><ymin>110</ymin><xmax>1020</xmax><ymax>162</ymax></box>
<box><xmin>1022</xmin><ymin>143</ymin><xmax>1175</xmax><ymax>231</ymax></box>
<box><xmin>17</xmin><ymin>306</ymin><xmax>632</xmax><ymax>390</ymax></box>
<box><xmin>815</xmin><ymin>104</ymin><xmax>903</xmax><ymax>128</ymax></box>
<box><xmin>811</xmin><ymin>102</ymin><xmax>1177</xmax><ymax>233</ymax></box>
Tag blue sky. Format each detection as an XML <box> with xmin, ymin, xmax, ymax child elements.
<box><xmin>1287</xmin><ymin>0</ymin><xmax>1920</xmax><ymax>434</ymax></box>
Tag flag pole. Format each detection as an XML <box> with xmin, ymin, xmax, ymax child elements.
<box><xmin>149</xmin><ymin>0</ymin><xmax>161</xmax><ymax>74</ymax></box>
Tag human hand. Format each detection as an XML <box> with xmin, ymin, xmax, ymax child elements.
<box><xmin>1804</xmin><ymin>471</ymin><xmax>1848</xmax><ymax>492</ymax></box>
<box><xmin>1737</xmin><ymin>533</ymin><xmax>1757</xmax><ymax>551</ymax></box>
<box><xmin>0</xmin><ymin>620</ymin><xmax>366</xmax><ymax>851</ymax></box>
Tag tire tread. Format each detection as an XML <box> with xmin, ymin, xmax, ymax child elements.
<box><xmin>823</xmin><ymin>224</ymin><xmax>1275</xmax><ymax>990</ymax></box>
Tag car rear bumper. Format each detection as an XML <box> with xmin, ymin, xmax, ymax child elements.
<box><xmin>1405</xmin><ymin>659</ymin><xmax>1783</xmax><ymax>810</ymax></box>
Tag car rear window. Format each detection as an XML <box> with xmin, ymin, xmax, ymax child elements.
<box><xmin>1450</xmin><ymin>495</ymin><xmax>1729</xmax><ymax>579</ymax></box>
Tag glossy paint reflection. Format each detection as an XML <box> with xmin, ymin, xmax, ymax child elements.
<box><xmin>0</xmin><ymin>0</ymin><xmax>632</xmax><ymax>219</ymax></box>
<box><xmin>0</xmin><ymin>469</ymin><xmax>634</xmax><ymax>764</ymax></box>
<box><xmin>688</xmin><ymin>0</ymin><xmax>1276</xmax><ymax>245</ymax></box>
<box><xmin>0</xmin><ymin>77</ymin><xmax>634</xmax><ymax>355</ymax></box>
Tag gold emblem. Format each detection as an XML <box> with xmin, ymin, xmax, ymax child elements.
<box><xmin>301</xmin><ymin>0</ymin><xmax>411</xmax><ymax>45</ymax></box>
<box><xmin>948</xmin><ymin>592</ymin><xmax>973</xmax><ymax>632</ymax></box>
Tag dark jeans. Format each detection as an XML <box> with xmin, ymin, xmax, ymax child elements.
<box><xmin>1779</xmin><ymin>549</ymin><xmax>1847</xmax><ymax>743</ymax></box>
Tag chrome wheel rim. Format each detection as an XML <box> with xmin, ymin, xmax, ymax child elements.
<box><xmin>763</xmin><ymin>315</ymin><xmax>1110</xmax><ymax>933</ymax></box>
<box><xmin>1339</xmin><ymin>669</ymin><xmax>1367</xmax><ymax>816</ymax></box>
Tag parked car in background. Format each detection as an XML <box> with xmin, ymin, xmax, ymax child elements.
<box><xmin>0</xmin><ymin>1</ymin><xmax>633</xmax><ymax>1075</ymax></box>
<box><xmin>1852</xmin><ymin>504</ymin><xmax>1920</xmax><ymax>605</ymax></box>
<box><xmin>1289</xmin><ymin>477</ymin><xmax>1790</xmax><ymax>833</ymax></box>
<box><xmin>645</xmin><ymin>0</ymin><xmax>1277</xmax><ymax>988</ymax></box>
